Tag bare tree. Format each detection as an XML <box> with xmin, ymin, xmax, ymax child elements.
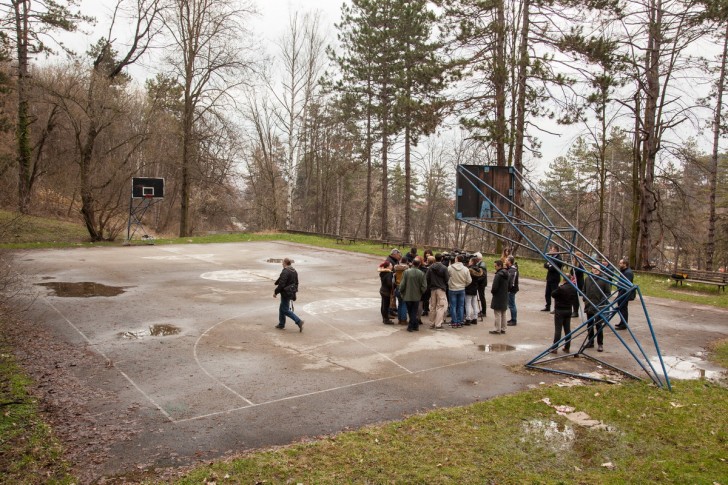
<box><xmin>163</xmin><ymin>0</ymin><xmax>258</xmax><ymax>237</ymax></box>
<box><xmin>45</xmin><ymin>0</ymin><xmax>164</xmax><ymax>240</ymax></box>
<box><xmin>271</xmin><ymin>11</ymin><xmax>326</xmax><ymax>230</ymax></box>
<box><xmin>0</xmin><ymin>0</ymin><xmax>90</xmax><ymax>213</ymax></box>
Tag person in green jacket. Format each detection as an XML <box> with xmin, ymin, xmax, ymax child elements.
<box><xmin>399</xmin><ymin>257</ymin><xmax>428</xmax><ymax>332</ymax></box>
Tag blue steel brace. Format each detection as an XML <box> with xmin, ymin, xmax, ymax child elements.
<box><xmin>455</xmin><ymin>164</ymin><xmax>671</xmax><ymax>389</ymax></box>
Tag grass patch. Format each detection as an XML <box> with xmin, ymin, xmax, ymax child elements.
<box><xmin>0</xmin><ymin>321</ymin><xmax>74</xmax><ymax>484</ymax></box>
<box><xmin>709</xmin><ymin>338</ymin><xmax>728</xmax><ymax>369</ymax></box>
<box><xmin>0</xmin><ymin>209</ymin><xmax>89</xmax><ymax>246</ymax></box>
<box><xmin>165</xmin><ymin>378</ymin><xmax>727</xmax><ymax>484</ymax></box>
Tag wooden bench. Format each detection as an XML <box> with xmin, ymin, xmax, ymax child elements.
<box><xmin>671</xmin><ymin>269</ymin><xmax>727</xmax><ymax>292</ymax></box>
<box><xmin>335</xmin><ymin>235</ymin><xmax>358</xmax><ymax>244</ymax></box>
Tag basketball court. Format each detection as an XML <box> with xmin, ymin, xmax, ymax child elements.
<box><xmin>11</xmin><ymin>241</ymin><xmax>728</xmax><ymax>478</ymax></box>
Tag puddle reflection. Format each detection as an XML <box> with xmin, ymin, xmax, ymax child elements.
<box><xmin>37</xmin><ymin>281</ymin><xmax>127</xmax><ymax>297</ymax></box>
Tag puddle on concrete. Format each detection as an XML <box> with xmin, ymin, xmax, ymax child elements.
<box><xmin>37</xmin><ymin>282</ymin><xmax>127</xmax><ymax>297</ymax></box>
<box><xmin>120</xmin><ymin>324</ymin><xmax>181</xmax><ymax>339</ymax></box>
<box><xmin>651</xmin><ymin>355</ymin><xmax>725</xmax><ymax>380</ymax></box>
<box><xmin>478</xmin><ymin>343</ymin><xmax>516</xmax><ymax>352</ymax></box>
<box><xmin>521</xmin><ymin>420</ymin><xmax>575</xmax><ymax>451</ymax></box>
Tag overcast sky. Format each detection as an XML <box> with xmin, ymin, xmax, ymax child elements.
<box><xmin>68</xmin><ymin>0</ymin><xmax>717</xmax><ymax>178</ymax></box>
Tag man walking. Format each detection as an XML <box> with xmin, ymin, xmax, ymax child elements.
<box><xmin>426</xmin><ymin>253</ymin><xmax>449</xmax><ymax>329</ymax></box>
<box><xmin>506</xmin><ymin>255</ymin><xmax>519</xmax><ymax>326</ymax></box>
<box><xmin>615</xmin><ymin>258</ymin><xmax>634</xmax><ymax>330</ymax></box>
<box><xmin>399</xmin><ymin>258</ymin><xmax>427</xmax><ymax>332</ymax></box>
<box><xmin>274</xmin><ymin>258</ymin><xmax>304</xmax><ymax>332</ymax></box>
<box><xmin>489</xmin><ymin>260</ymin><xmax>509</xmax><ymax>334</ymax></box>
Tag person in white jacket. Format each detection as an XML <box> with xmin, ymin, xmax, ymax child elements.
<box><xmin>447</xmin><ymin>254</ymin><xmax>472</xmax><ymax>327</ymax></box>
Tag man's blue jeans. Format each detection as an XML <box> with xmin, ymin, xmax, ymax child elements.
<box><xmin>448</xmin><ymin>289</ymin><xmax>465</xmax><ymax>324</ymax></box>
<box><xmin>396</xmin><ymin>287</ymin><xmax>407</xmax><ymax>322</ymax></box>
<box><xmin>508</xmin><ymin>292</ymin><xmax>517</xmax><ymax>323</ymax></box>
<box><xmin>279</xmin><ymin>296</ymin><xmax>301</xmax><ymax>327</ymax></box>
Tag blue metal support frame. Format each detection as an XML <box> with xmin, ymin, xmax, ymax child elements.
<box><xmin>456</xmin><ymin>165</ymin><xmax>671</xmax><ymax>389</ymax></box>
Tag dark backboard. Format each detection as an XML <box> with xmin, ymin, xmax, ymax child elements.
<box><xmin>456</xmin><ymin>165</ymin><xmax>514</xmax><ymax>219</ymax></box>
<box><xmin>132</xmin><ymin>177</ymin><xmax>164</xmax><ymax>199</ymax></box>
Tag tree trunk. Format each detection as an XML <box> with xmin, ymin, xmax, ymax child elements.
<box><xmin>179</xmin><ymin>87</ymin><xmax>194</xmax><ymax>237</ymax></box>
<box><xmin>630</xmin><ymin>89</ymin><xmax>641</xmax><ymax>268</ymax></box>
<box><xmin>14</xmin><ymin>0</ymin><xmax>32</xmax><ymax>214</ymax></box>
<box><xmin>597</xmin><ymin>85</ymin><xmax>607</xmax><ymax>253</ymax></box>
<box><xmin>365</xmin><ymin>87</ymin><xmax>372</xmax><ymax>238</ymax></box>
<box><xmin>706</xmin><ymin>23</ymin><xmax>728</xmax><ymax>271</ymax></box>
<box><xmin>494</xmin><ymin>0</ymin><xmax>507</xmax><ymax>167</ymax></box>
<box><xmin>638</xmin><ymin>0</ymin><xmax>662</xmax><ymax>270</ymax></box>
<box><xmin>404</xmin><ymin>122</ymin><xmax>411</xmax><ymax>242</ymax></box>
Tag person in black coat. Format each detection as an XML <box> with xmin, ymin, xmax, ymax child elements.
<box><xmin>570</xmin><ymin>252</ymin><xmax>585</xmax><ymax>317</ymax></box>
<box><xmin>542</xmin><ymin>245</ymin><xmax>562</xmax><ymax>312</ymax></box>
<box><xmin>274</xmin><ymin>258</ymin><xmax>303</xmax><ymax>331</ymax></box>
<box><xmin>378</xmin><ymin>261</ymin><xmax>395</xmax><ymax>325</ymax></box>
<box><xmin>551</xmin><ymin>276</ymin><xmax>578</xmax><ymax>352</ymax></box>
<box><xmin>583</xmin><ymin>265</ymin><xmax>611</xmax><ymax>351</ymax></box>
<box><xmin>489</xmin><ymin>260</ymin><xmax>509</xmax><ymax>334</ymax></box>
<box><xmin>615</xmin><ymin>258</ymin><xmax>635</xmax><ymax>330</ymax></box>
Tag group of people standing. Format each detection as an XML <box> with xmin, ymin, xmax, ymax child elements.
<box><xmin>378</xmin><ymin>244</ymin><xmax>637</xmax><ymax>356</ymax></box>
<box><xmin>542</xmin><ymin>245</ymin><xmax>635</xmax><ymax>354</ymax></box>
<box><xmin>378</xmin><ymin>247</ymin><xmax>519</xmax><ymax>335</ymax></box>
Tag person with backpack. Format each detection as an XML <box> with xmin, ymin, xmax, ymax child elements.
<box><xmin>274</xmin><ymin>258</ymin><xmax>303</xmax><ymax>332</ymax></box>
<box><xmin>506</xmin><ymin>255</ymin><xmax>519</xmax><ymax>326</ymax></box>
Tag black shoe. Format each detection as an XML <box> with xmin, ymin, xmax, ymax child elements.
<box><xmin>585</xmin><ymin>343</ymin><xmax>594</xmax><ymax>348</ymax></box>
<box><xmin>540</xmin><ymin>307</ymin><xmax>550</xmax><ymax>312</ymax></box>
<box><xmin>463</xmin><ymin>320</ymin><xmax>471</xmax><ymax>325</ymax></box>
<box><xmin>471</xmin><ymin>319</ymin><xmax>477</xmax><ymax>325</ymax></box>
<box><xmin>422</xmin><ymin>311</ymin><xmax>429</xmax><ymax>316</ymax></box>
<box><xmin>507</xmin><ymin>322</ymin><xmax>517</xmax><ymax>326</ymax></box>
<box><xmin>571</xmin><ymin>312</ymin><xmax>579</xmax><ymax>318</ymax></box>
<box><xmin>500</xmin><ymin>330</ymin><xmax>506</xmax><ymax>334</ymax></box>
<box><xmin>275</xmin><ymin>325</ymin><xmax>285</xmax><ymax>329</ymax></box>
<box><xmin>407</xmin><ymin>328</ymin><xmax>414</xmax><ymax>332</ymax></box>
<box><xmin>489</xmin><ymin>330</ymin><xmax>501</xmax><ymax>334</ymax></box>
<box><xmin>615</xmin><ymin>324</ymin><xmax>627</xmax><ymax>330</ymax></box>
<box><xmin>297</xmin><ymin>320</ymin><xmax>304</xmax><ymax>332</ymax></box>
<box><xmin>383</xmin><ymin>319</ymin><xmax>395</xmax><ymax>325</ymax></box>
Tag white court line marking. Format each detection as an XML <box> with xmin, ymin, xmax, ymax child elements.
<box><xmin>316</xmin><ymin>318</ymin><xmax>414</xmax><ymax>374</ymax></box>
<box><xmin>42</xmin><ymin>297</ymin><xmax>174</xmax><ymax>423</ymax></box>
<box><xmin>159</xmin><ymin>247</ymin><xmax>222</xmax><ymax>265</ymax></box>
<box><xmin>193</xmin><ymin>315</ymin><xmax>256</xmax><ymax>406</ymax></box>
<box><xmin>175</xmin><ymin>353</ymin><xmax>494</xmax><ymax>423</ymax></box>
